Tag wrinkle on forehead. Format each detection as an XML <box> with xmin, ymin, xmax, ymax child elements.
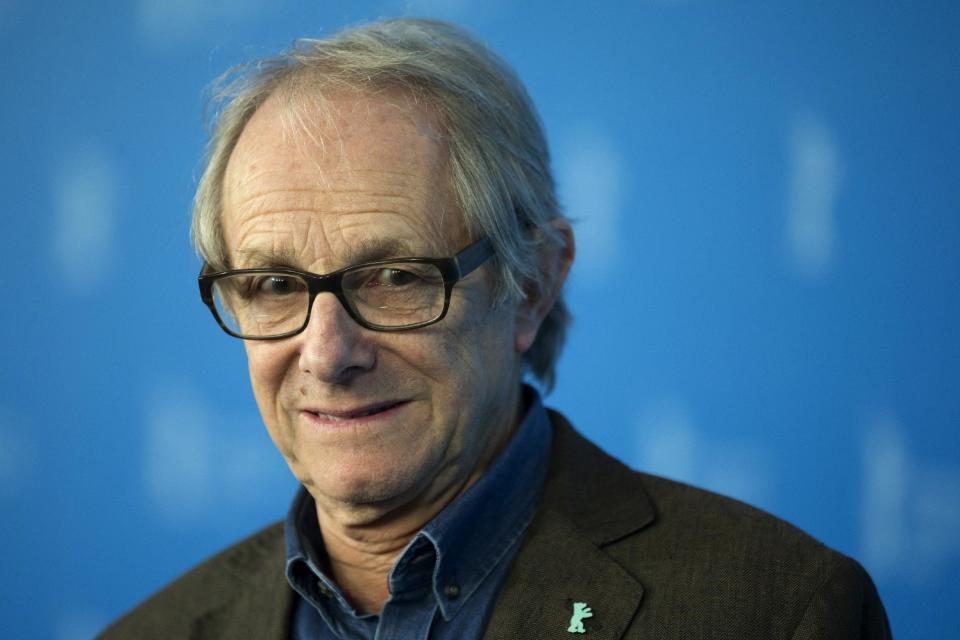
<box><xmin>236</xmin><ymin>236</ymin><xmax>424</xmax><ymax>272</ymax></box>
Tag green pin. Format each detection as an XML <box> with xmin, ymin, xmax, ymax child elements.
<box><xmin>567</xmin><ymin>602</ymin><xmax>593</xmax><ymax>634</ymax></box>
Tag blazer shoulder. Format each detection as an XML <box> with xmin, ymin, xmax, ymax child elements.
<box><xmin>608</xmin><ymin>468</ymin><xmax>890</xmax><ymax>637</ymax></box>
<box><xmin>637</xmin><ymin>471</ymin><xmax>831</xmax><ymax>556</ymax></box>
<box><xmin>550</xmin><ymin>411</ymin><xmax>836</xmax><ymax>562</ymax></box>
<box><xmin>545</xmin><ymin>414</ymin><xmax>890</xmax><ymax>637</ymax></box>
<box><xmin>98</xmin><ymin>522</ymin><xmax>287</xmax><ymax>639</ymax></box>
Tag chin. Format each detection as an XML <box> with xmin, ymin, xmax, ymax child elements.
<box><xmin>303</xmin><ymin>460</ymin><xmax>425</xmax><ymax>507</ymax></box>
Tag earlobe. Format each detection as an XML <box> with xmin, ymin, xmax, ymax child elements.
<box><xmin>514</xmin><ymin>307</ymin><xmax>539</xmax><ymax>354</ymax></box>
<box><xmin>514</xmin><ymin>219</ymin><xmax>575</xmax><ymax>354</ymax></box>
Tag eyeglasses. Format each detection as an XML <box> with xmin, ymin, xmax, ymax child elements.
<box><xmin>198</xmin><ymin>237</ymin><xmax>494</xmax><ymax>339</ymax></box>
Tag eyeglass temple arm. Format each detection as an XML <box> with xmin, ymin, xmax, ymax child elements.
<box><xmin>455</xmin><ymin>238</ymin><xmax>494</xmax><ymax>278</ymax></box>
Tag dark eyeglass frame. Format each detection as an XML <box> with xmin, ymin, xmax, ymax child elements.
<box><xmin>198</xmin><ymin>237</ymin><xmax>494</xmax><ymax>339</ymax></box>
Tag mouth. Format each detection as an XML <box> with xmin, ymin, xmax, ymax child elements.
<box><xmin>304</xmin><ymin>400</ymin><xmax>408</xmax><ymax>424</ymax></box>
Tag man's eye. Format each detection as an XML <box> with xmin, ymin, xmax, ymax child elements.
<box><xmin>255</xmin><ymin>276</ymin><xmax>302</xmax><ymax>296</ymax></box>
<box><xmin>371</xmin><ymin>268</ymin><xmax>420</xmax><ymax>287</ymax></box>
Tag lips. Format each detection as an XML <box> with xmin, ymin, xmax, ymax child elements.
<box><xmin>305</xmin><ymin>400</ymin><xmax>406</xmax><ymax>422</ymax></box>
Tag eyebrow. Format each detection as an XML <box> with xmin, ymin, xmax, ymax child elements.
<box><xmin>233</xmin><ymin>246</ymin><xmax>297</xmax><ymax>269</ymax></box>
<box><xmin>233</xmin><ymin>237</ymin><xmax>425</xmax><ymax>271</ymax></box>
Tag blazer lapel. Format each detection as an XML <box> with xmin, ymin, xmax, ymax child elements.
<box><xmin>482</xmin><ymin>507</ymin><xmax>644</xmax><ymax>640</ymax></box>
<box><xmin>483</xmin><ymin>413</ymin><xmax>656</xmax><ymax>640</ymax></box>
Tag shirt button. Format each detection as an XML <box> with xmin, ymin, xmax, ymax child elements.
<box><xmin>317</xmin><ymin>582</ymin><xmax>332</xmax><ymax>597</ymax></box>
<box><xmin>443</xmin><ymin>584</ymin><xmax>460</xmax><ymax>599</ymax></box>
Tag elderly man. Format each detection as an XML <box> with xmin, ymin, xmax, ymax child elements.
<box><xmin>103</xmin><ymin>18</ymin><xmax>890</xmax><ymax>640</ymax></box>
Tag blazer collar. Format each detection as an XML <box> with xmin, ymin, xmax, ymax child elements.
<box><xmin>188</xmin><ymin>524</ymin><xmax>295</xmax><ymax>640</ymax></box>
<box><xmin>482</xmin><ymin>411</ymin><xmax>656</xmax><ymax>640</ymax></box>
<box><xmin>542</xmin><ymin>411</ymin><xmax>656</xmax><ymax>546</ymax></box>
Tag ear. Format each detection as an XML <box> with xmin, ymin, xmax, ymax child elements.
<box><xmin>514</xmin><ymin>218</ymin><xmax>575</xmax><ymax>354</ymax></box>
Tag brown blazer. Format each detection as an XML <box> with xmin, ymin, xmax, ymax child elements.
<box><xmin>100</xmin><ymin>412</ymin><xmax>891</xmax><ymax>639</ymax></box>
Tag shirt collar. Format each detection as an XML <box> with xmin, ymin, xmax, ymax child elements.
<box><xmin>284</xmin><ymin>385</ymin><xmax>553</xmax><ymax>621</ymax></box>
<box><xmin>416</xmin><ymin>385</ymin><xmax>552</xmax><ymax>619</ymax></box>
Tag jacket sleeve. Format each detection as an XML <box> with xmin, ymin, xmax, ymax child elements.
<box><xmin>790</xmin><ymin>556</ymin><xmax>892</xmax><ymax>640</ymax></box>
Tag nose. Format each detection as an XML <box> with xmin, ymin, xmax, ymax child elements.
<box><xmin>297</xmin><ymin>293</ymin><xmax>375</xmax><ymax>384</ymax></box>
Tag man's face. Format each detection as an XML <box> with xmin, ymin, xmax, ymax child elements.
<box><xmin>220</xmin><ymin>90</ymin><xmax>527</xmax><ymax>516</ymax></box>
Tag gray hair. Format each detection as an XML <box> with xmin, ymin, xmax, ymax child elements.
<box><xmin>192</xmin><ymin>18</ymin><xmax>570</xmax><ymax>390</ymax></box>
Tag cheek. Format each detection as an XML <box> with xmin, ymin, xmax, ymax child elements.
<box><xmin>244</xmin><ymin>342</ymin><xmax>292</xmax><ymax>410</ymax></box>
<box><xmin>441</xmin><ymin>306</ymin><xmax>517</xmax><ymax>389</ymax></box>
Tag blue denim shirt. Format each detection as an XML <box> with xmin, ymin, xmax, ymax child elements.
<box><xmin>284</xmin><ymin>387</ymin><xmax>552</xmax><ymax>640</ymax></box>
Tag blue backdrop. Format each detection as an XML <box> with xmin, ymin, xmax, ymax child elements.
<box><xmin>2</xmin><ymin>2</ymin><xmax>958</xmax><ymax>638</ymax></box>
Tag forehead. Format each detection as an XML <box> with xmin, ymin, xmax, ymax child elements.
<box><xmin>221</xmin><ymin>88</ymin><xmax>463</xmax><ymax>267</ymax></box>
